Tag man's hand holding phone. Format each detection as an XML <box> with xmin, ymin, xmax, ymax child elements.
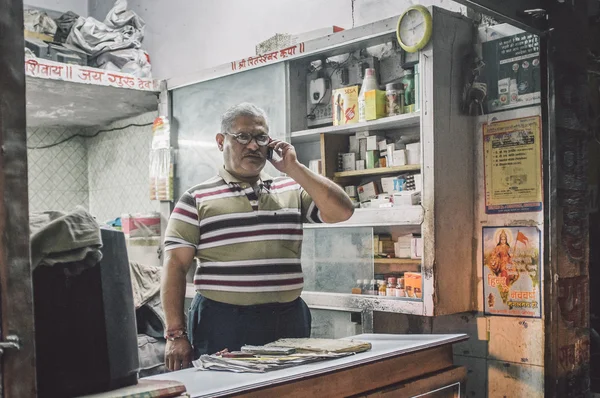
<box><xmin>267</xmin><ymin>138</ymin><xmax>299</xmax><ymax>174</ymax></box>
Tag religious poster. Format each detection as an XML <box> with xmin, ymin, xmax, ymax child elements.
<box><xmin>483</xmin><ymin>115</ymin><xmax>543</xmax><ymax>214</ymax></box>
<box><xmin>483</xmin><ymin>226</ymin><xmax>541</xmax><ymax>318</ymax></box>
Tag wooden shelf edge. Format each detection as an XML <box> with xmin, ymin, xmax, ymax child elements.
<box><xmin>290</xmin><ymin>112</ymin><xmax>421</xmax><ymax>143</ymax></box>
<box><xmin>334</xmin><ymin>165</ymin><xmax>421</xmax><ymax>179</ymax></box>
<box><xmin>374</xmin><ymin>258</ymin><xmax>421</xmax><ymax>264</ymax></box>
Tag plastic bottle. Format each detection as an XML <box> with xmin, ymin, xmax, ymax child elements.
<box><xmin>378</xmin><ymin>281</ymin><xmax>387</xmax><ymax>296</ymax></box>
<box><xmin>401</xmin><ymin>69</ymin><xmax>415</xmax><ymax>106</ymax></box>
<box><xmin>358</xmin><ymin>68</ymin><xmax>379</xmax><ymax>122</ymax></box>
<box><xmin>368</xmin><ymin>279</ymin><xmax>377</xmax><ymax>295</ymax></box>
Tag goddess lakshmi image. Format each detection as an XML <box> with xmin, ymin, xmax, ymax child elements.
<box><xmin>489</xmin><ymin>229</ymin><xmax>519</xmax><ymax>286</ymax></box>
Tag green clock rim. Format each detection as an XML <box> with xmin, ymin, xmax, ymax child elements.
<box><xmin>396</xmin><ymin>5</ymin><xmax>433</xmax><ymax>53</ymax></box>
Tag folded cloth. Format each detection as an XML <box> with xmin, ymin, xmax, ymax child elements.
<box><xmin>130</xmin><ymin>261</ymin><xmax>161</xmax><ymax>309</ymax></box>
<box><xmin>29</xmin><ymin>208</ymin><xmax>102</xmax><ymax>273</ymax></box>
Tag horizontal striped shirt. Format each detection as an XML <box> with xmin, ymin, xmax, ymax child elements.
<box><xmin>164</xmin><ymin>166</ymin><xmax>322</xmax><ymax>305</ymax></box>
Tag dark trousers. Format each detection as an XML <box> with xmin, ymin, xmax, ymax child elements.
<box><xmin>187</xmin><ymin>294</ymin><xmax>312</xmax><ymax>359</ymax></box>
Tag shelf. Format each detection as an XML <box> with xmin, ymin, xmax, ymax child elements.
<box><xmin>334</xmin><ymin>165</ymin><xmax>420</xmax><ymax>179</ymax></box>
<box><xmin>301</xmin><ymin>291</ymin><xmax>424</xmax><ymax>315</ymax></box>
<box><xmin>374</xmin><ymin>258</ymin><xmax>421</xmax><ymax>265</ymax></box>
<box><xmin>25</xmin><ymin>57</ymin><xmax>161</xmax><ymax>128</ymax></box>
<box><xmin>374</xmin><ymin>258</ymin><xmax>421</xmax><ymax>274</ymax></box>
<box><xmin>291</xmin><ymin>113</ymin><xmax>421</xmax><ymax>143</ymax></box>
<box><xmin>304</xmin><ymin>206</ymin><xmax>423</xmax><ymax>228</ymax></box>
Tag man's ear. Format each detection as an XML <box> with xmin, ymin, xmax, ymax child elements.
<box><xmin>216</xmin><ymin>133</ymin><xmax>225</xmax><ymax>151</ymax></box>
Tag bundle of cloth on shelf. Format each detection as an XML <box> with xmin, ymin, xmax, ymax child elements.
<box><xmin>65</xmin><ymin>0</ymin><xmax>152</xmax><ymax>77</ymax></box>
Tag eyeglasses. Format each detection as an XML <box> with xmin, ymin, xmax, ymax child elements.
<box><xmin>226</xmin><ymin>132</ymin><xmax>270</xmax><ymax>147</ymax></box>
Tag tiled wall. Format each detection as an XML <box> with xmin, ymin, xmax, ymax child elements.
<box><xmin>27</xmin><ymin>112</ymin><xmax>160</xmax><ymax>223</ymax></box>
<box><xmin>87</xmin><ymin>112</ymin><xmax>160</xmax><ymax>223</ymax></box>
<box><xmin>27</xmin><ymin>127</ymin><xmax>89</xmax><ymax>213</ymax></box>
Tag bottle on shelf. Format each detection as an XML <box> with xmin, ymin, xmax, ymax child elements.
<box><xmin>378</xmin><ymin>280</ymin><xmax>387</xmax><ymax>296</ymax></box>
<box><xmin>387</xmin><ymin>276</ymin><xmax>397</xmax><ymax>296</ymax></box>
<box><xmin>351</xmin><ymin>279</ymin><xmax>363</xmax><ymax>295</ymax></box>
<box><xmin>395</xmin><ymin>277</ymin><xmax>405</xmax><ymax>298</ymax></box>
<box><xmin>358</xmin><ymin>68</ymin><xmax>379</xmax><ymax>123</ymax></box>
<box><xmin>401</xmin><ymin>69</ymin><xmax>415</xmax><ymax>107</ymax></box>
<box><xmin>368</xmin><ymin>279</ymin><xmax>377</xmax><ymax>295</ymax></box>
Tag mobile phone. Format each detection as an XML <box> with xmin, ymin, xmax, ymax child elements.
<box><xmin>267</xmin><ymin>147</ymin><xmax>274</xmax><ymax>160</ymax></box>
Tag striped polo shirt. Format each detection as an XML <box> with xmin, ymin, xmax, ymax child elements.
<box><xmin>164</xmin><ymin>166</ymin><xmax>323</xmax><ymax>305</ymax></box>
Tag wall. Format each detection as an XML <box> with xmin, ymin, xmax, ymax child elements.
<box><xmin>27</xmin><ymin>112</ymin><xmax>160</xmax><ymax>224</ymax></box>
<box><xmin>27</xmin><ymin>127</ymin><xmax>89</xmax><ymax>213</ymax></box>
<box><xmin>88</xmin><ymin>0</ymin><xmax>465</xmax><ymax>80</ymax></box>
<box><xmin>86</xmin><ymin>112</ymin><xmax>160</xmax><ymax>223</ymax></box>
<box><xmin>25</xmin><ymin>0</ymin><xmax>87</xmax><ymax>16</ymax></box>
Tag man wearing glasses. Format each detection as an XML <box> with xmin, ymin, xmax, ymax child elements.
<box><xmin>162</xmin><ymin>103</ymin><xmax>354</xmax><ymax>371</ymax></box>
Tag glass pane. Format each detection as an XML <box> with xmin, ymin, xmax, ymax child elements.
<box><xmin>171</xmin><ymin>63</ymin><xmax>288</xmax><ymax>199</ymax></box>
<box><xmin>310</xmin><ymin>309</ymin><xmax>362</xmax><ymax>339</ymax></box>
<box><xmin>302</xmin><ymin>227</ymin><xmax>373</xmax><ymax>294</ymax></box>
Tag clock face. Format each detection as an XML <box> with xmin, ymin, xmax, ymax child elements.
<box><xmin>399</xmin><ymin>9</ymin><xmax>426</xmax><ymax>48</ymax></box>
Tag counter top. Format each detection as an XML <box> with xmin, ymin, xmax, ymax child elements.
<box><xmin>144</xmin><ymin>333</ymin><xmax>468</xmax><ymax>398</ymax></box>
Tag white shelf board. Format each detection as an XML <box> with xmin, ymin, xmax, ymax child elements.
<box><xmin>304</xmin><ymin>206</ymin><xmax>423</xmax><ymax>229</ymax></box>
<box><xmin>291</xmin><ymin>113</ymin><xmax>421</xmax><ymax>143</ymax></box>
<box><xmin>25</xmin><ymin>58</ymin><xmax>161</xmax><ymax>128</ymax></box>
<box><xmin>302</xmin><ymin>291</ymin><xmax>424</xmax><ymax>315</ymax></box>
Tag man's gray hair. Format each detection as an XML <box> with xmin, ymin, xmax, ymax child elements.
<box><xmin>221</xmin><ymin>103</ymin><xmax>269</xmax><ymax>134</ymax></box>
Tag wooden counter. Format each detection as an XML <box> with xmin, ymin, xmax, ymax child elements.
<box><xmin>144</xmin><ymin>334</ymin><xmax>468</xmax><ymax>397</ymax></box>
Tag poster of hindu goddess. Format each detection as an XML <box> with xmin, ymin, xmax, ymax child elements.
<box><xmin>483</xmin><ymin>226</ymin><xmax>541</xmax><ymax>317</ymax></box>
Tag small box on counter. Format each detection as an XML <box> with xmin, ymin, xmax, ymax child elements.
<box><xmin>404</xmin><ymin>272</ymin><xmax>422</xmax><ymax>298</ymax></box>
<box><xmin>393</xmin><ymin>178</ymin><xmax>405</xmax><ymax>192</ymax></box>
<box><xmin>381</xmin><ymin>176</ymin><xmax>400</xmax><ymax>194</ymax></box>
<box><xmin>393</xmin><ymin>191</ymin><xmax>421</xmax><ymax>206</ymax></box>
<box><xmin>356</xmin><ymin>160</ymin><xmax>365</xmax><ymax>170</ymax></box>
<box><xmin>410</xmin><ymin>237</ymin><xmax>423</xmax><ymax>259</ymax></box>
<box><xmin>357</xmin><ymin>182</ymin><xmax>379</xmax><ymax>202</ymax></box>
<box><xmin>332</xmin><ymin>86</ymin><xmax>359</xmax><ymax>126</ymax></box>
<box><xmin>413</xmin><ymin>173</ymin><xmax>423</xmax><ymax>192</ymax></box>
<box><xmin>342</xmin><ymin>153</ymin><xmax>356</xmax><ymax>171</ymax></box>
<box><xmin>365</xmin><ymin>150</ymin><xmax>379</xmax><ymax>169</ymax></box>
<box><xmin>365</xmin><ymin>90</ymin><xmax>387</xmax><ymax>120</ymax></box>
<box><xmin>369</xmin><ymin>195</ymin><xmax>393</xmax><ymax>208</ymax></box>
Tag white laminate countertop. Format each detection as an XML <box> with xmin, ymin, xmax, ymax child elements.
<box><xmin>144</xmin><ymin>333</ymin><xmax>468</xmax><ymax>398</ymax></box>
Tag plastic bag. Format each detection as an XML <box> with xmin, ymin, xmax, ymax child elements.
<box><xmin>24</xmin><ymin>9</ymin><xmax>57</xmax><ymax>36</ymax></box>
<box><xmin>66</xmin><ymin>0</ymin><xmax>145</xmax><ymax>56</ymax></box>
<box><xmin>104</xmin><ymin>0</ymin><xmax>145</xmax><ymax>32</ymax></box>
<box><xmin>94</xmin><ymin>48</ymin><xmax>151</xmax><ymax>77</ymax></box>
<box><xmin>54</xmin><ymin>11</ymin><xmax>80</xmax><ymax>43</ymax></box>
